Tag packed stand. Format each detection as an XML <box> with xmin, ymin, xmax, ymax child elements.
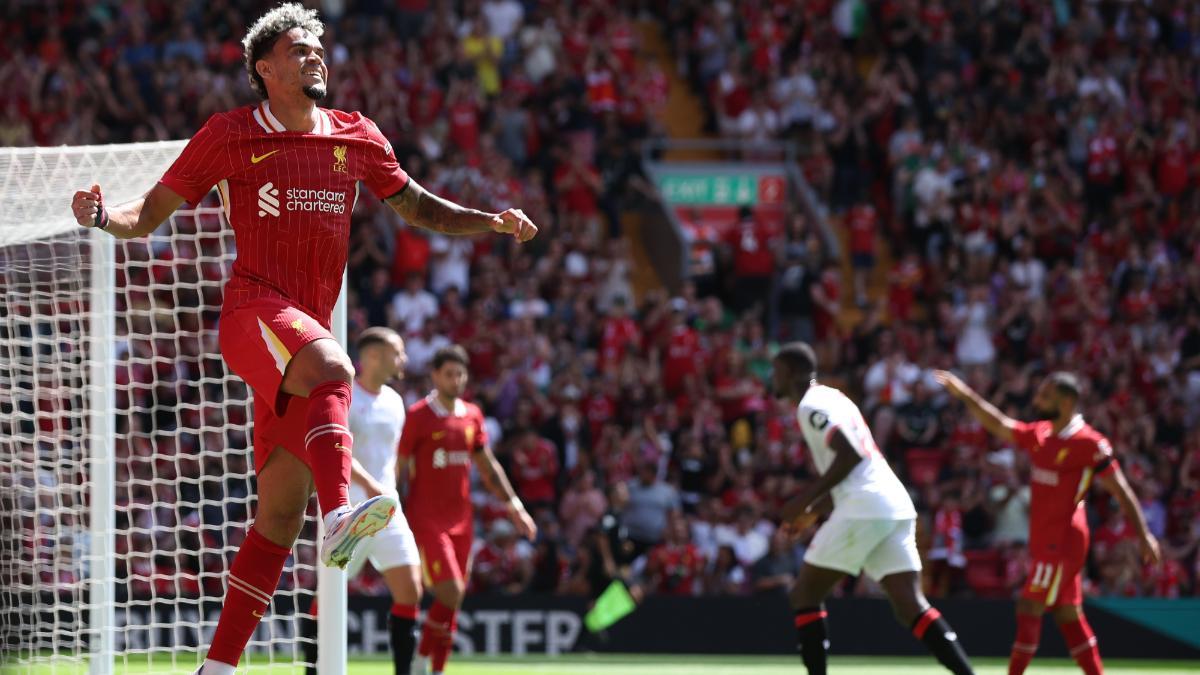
<box><xmin>666</xmin><ymin>0</ymin><xmax>1200</xmax><ymax>598</ymax></box>
<box><xmin>9</xmin><ymin>0</ymin><xmax>1199</xmax><ymax>603</ymax></box>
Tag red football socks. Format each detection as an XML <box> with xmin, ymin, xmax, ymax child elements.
<box><xmin>432</xmin><ymin>609</ymin><xmax>457</xmax><ymax>673</ymax></box>
<box><xmin>419</xmin><ymin>601</ymin><xmax>457</xmax><ymax>671</ymax></box>
<box><xmin>1060</xmin><ymin>615</ymin><xmax>1103</xmax><ymax>675</ymax></box>
<box><xmin>392</xmin><ymin>603</ymin><xmax>419</xmax><ymax>619</ymax></box>
<box><xmin>1008</xmin><ymin>612</ymin><xmax>1042</xmax><ymax>675</ymax></box>
<box><xmin>305</xmin><ymin>380</ymin><xmax>354</xmax><ymax>516</ymax></box>
<box><xmin>207</xmin><ymin>528</ymin><xmax>291</xmax><ymax>666</ymax></box>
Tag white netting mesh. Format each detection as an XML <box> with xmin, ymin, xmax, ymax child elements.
<box><xmin>0</xmin><ymin>143</ymin><xmax>197</xmax><ymax>247</ymax></box>
<box><xmin>1</xmin><ymin>144</ymin><xmax>319</xmax><ymax>673</ymax></box>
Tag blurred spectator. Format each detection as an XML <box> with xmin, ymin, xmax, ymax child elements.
<box><xmin>559</xmin><ymin>470</ymin><xmax>607</xmax><ymax>549</ymax></box>
<box><xmin>715</xmin><ymin>505</ymin><xmax>771</xmax><ymax>568</ymax></box>
<box><xmin>511</xmin><ymin>429</ymin><xmax>560</xmax><ymax>511</ymax></box>
<box><xmin>704</xmin><ymin>544</ymin><xmax>749</xmax><ymax>596</ymax></box>
<box><xmin>644</xmin><ymin>512</ymin><xmax>706</xmax><ymax>596</ymax></box>
<box><xmin>471</xmin><ymin>519</ymin><xmax>534</xmax><ymax>595</ymax></box>
<box><xmin>750</xmin><ymin>529</ymin><xmax>799</xmax><ymax>596</ymax></box>
<box><xmin>623</xmin><ymin>463</ymin><xmax>682</xmax><ymax>553</ymax></box>
<box><xmin>391</xmin><ymin>272</ymin><xmax>439</xmax><ymax>335</ymax></box>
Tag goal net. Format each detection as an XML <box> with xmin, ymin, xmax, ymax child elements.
<box><xmin>1</xmin><ymin>143</ymin><xmax>321</xmax><ymax>673</ymax></box>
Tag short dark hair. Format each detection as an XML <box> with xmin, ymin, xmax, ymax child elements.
<box><xmin>356</xmin><ymin>326</ymin><xmax>400</xmax><ymax>352</ymax></box>
<box><xmin>1047</xmin><ymin>371</ymin><xmax>1081</xmax><ymax>401</ymax></box>
<box><xmin>774</xmin><ymin>341</ymin><xmax>817</xmax><ymax>380</ymax></box>
<box><xmin>242</xmin><ymin>3</ymin><xmax>324</xmax><ymax>99</ymax></box>
<box><xmin>431</xmin><ymin>344</ymin><xmax>470</xmax><ymax>371</ymax></box>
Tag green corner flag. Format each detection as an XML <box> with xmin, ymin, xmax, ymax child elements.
<box><xmin>585</xmin><ymin>580</ymin><xmax>637</xmax><ymax>633</ymax></box>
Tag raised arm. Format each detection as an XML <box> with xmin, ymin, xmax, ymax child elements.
<box><xmin>472</xmin><ymin>444</ymin><xmax>538</xmax><ymax>540</ymax></box>
<box><xmin>71</xmin><ymin>182</ymin><xmax>186</xmax><ymax>240</ymax></box>
<box><xmin>385</xmin><ymin>178</ymin><xmax>538</xmax><ymax>241</ymax></box>
<box><xmin>933</xmin><ymin>369</ymin><xmax>1017</xmax><ymax>443</ymax></box>
<box><xmin>1095</xmin><ymin>463</ymin><xmax>1162</xmax><ymax>565</ymax></box>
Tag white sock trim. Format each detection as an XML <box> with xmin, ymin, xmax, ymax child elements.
<box><xmin>323</xmin><ymin>505</ymin><xmax>351</xmax><ymax>530</ymax></box>
<box><xmin>200</xmin><ymin>659</ymin><xmax>237</xmax><ymax>675</ymax></box>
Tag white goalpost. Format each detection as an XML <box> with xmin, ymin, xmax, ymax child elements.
<box><xmin>0</xmin><ymin>142</ymin><xmax>348</xmax><ymax>674</ymax></box>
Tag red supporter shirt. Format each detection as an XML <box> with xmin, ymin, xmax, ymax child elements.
<box><xmin>399</xmin><ymin>394</ymin><xmax>489</xmax><ymax>535</ymax></box>
<box><xmin>1157</xmin><ymin>145</ymin><xmax>1189</xmax><ymax>197</ymax></box>
<box><xmin>663</xmin><ymin>325</ymin><xmax>702</xmax><ymax>393</ymax></box>
<box><xmin>1086</xmin><ymin>134</ymin><xmax>1118</xmax><ymax>184</ymax></box>
<box><xmin>600</xmin><ymin>316</ymin><xmax>641</xmax><ymax>371</ymax></box>
<box><xmin>847</xmin><ymin>204</ymin><xmax>878</xmax><ymax>255</ymax></box>
<box><xmin>725</xmin><ymin>221</ymin><xmax>775</xmax><ymax>277</ymax></box>
<box><xmin>448</xmin><ymin>100</ymin><xmax>480</xmax><ymax>156</ymax></box>
<box><xmin>513</xmin><ymin>436</ymin><xmax>559</xmax><ymax>504</ymax></box>
<box><xmin>646</xmin><ymin>542</ymin><xmax>705</xmax><ymax>596</ymax></box>
<box><xmin>1011</xmin><ymin>416</ymin><xmax>1117</xmax><ymax>556</ymax></box>
<box><xmin>158</xmin><ymin>101</ymin><xmax>409</xmax><ymax>325</ymax></box>
<box><xmin>471</xmin><ymin>543</ymin><xmax>525</xmax><ymax>593</ymax></box>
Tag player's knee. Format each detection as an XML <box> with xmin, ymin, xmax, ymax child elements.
<box><xmin>445</xmin><ymin>579</ymin><xmax>466</xmax><ymax>606</ymax></box>
<box><xmin>1016</xmin><ymin>598</ymin><xmax>1044</xmax><ymax>617</ymax></box>
<box><xmin>289</xmin><ymin>340</ymin><xmax>353</xmax><ymax>393</ymax></box>
<box><xmin>310</xmin><ymin>349</ymin><xmax>353</xmax><ymax>386</ymax></box>
<box><xmin>1051</xmin><ymin>604</ymin><xmax>1082</xmax><ymax>625</ymax></box>
<box><xmin>255</xmin><ymin>507</ymin><xmax>307</xmax><ymax>545</ymax></box>
<box><xmin>321</xmin><ymin>354</ymin><xmax>354</xmax><ymax>384</ymax></box>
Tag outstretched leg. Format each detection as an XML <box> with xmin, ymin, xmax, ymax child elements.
<box><xmin>879</xmin><ymin>571</ymin><xmax>974</xmax><ymax>675</ymax></box>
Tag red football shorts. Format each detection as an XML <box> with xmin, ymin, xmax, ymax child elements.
<box><xmin>414</xmin><ymin>528</ymin><xmax>473</xmax><ymax>586</ymax></box>
<box><xmin>1022</xmin><ymin>524</ymin><xmax>1089</xmax><ymax>607</ymax></box>
<box><xmin>219</xmin><ymin>298</ymin><xmax>333</xmax><ymax>473</ymax></box>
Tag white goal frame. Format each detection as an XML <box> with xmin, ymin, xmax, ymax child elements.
<box><xmin>1</xmin><ymin>142</ymin><xmax>349</xmax><ymax>674</ymax></box>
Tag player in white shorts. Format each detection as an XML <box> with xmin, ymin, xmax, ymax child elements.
<box><xmin>306</xmin><ymin>327</ymin><xmax>422</xmax><ymax>675</ymax></box>
<box><xmin>772</xmin><ymin>342</ymin><xmax>973</xmax><ymax>675</ymax></box>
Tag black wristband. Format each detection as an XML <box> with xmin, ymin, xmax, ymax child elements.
<box><xmin>94</xmin><ymin>207</ymin><xmax>110</xmax><ymax>230</ymax></box>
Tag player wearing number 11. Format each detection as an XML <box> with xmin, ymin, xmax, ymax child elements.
<box><xmin>67</xmin><ymin>4</ymin><xmax>537</xmax><ymax>674</ymax></box>
<box><xmin>935</xmin><ymin>370</ymin><xmax>1160</xmax><ymax>675</ymax></box>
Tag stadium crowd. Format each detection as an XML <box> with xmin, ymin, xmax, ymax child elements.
<box><xmin>11</xmin><ymin>0</ymin><xmax>1200</xmax><ymax>603</ymax></box>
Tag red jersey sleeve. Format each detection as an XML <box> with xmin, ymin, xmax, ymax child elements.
<box><xmin>158</xmin><ymin>114</ymin><xmax>236</xmax><ymax>204</ymax></box>
<box><xmin>472</xmin><ymin>407</ymin><xmax>490</xmax><ymax>452</ymax></box>
<box><xmin>1068</xmin><ymin>434</ymin><xmax>1118</xmax><ymax>475</ymax></box>
<box><xmin>361</xmin><ymin>117</ymin><xmax>410</xmax><ymax>199</ymax></box>
<box><xmin>1010</xmin><ymin>421</ymin><xmax>1048</xmax><ymax>454</ymax></box>
<box><xmin>398</xmin><ymin>406</ymin><xmax>422</xmax><ymax>459</ymax></box>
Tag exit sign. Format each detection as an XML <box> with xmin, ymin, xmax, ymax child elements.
<box><xmin>657</xmin><ymin>173</ymin><xmax>786</xmax><ymax>206</ymax></box>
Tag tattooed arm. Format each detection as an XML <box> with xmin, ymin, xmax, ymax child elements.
<box><xmin>385</xmin><ymin>178</ymin><xmax>538</xmax><ymax>240</ymax></box>
<box><xmin>472</xmin><ymin>445</ymin><xmax>538</xmax><ymax>540</ymax></box>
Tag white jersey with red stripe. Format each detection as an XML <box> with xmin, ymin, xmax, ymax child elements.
<box><xmin>797</xmin><ymin>384</ymin><xmax>916</xmax><ymax>520</ymax></box>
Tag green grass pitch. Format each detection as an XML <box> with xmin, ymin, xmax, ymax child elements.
<box><xmin>7</xmin><ymin>654</ymin><xmax>1199</xmax><ymax>674</ymax></box>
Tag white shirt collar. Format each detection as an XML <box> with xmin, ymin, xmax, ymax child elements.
<box><xmin>252</xmin><ymin>100</ymin><xmax>330</xmax><ymax>135</ymax></box>
<box><xmin>1057</xmin><ymin>414</ymin><xmax>1085</xmax><ymax>439</ymax></box>
<box><xmin>427</xmin><ymin>392</ymin><xmax>467</xmax><ymax>418</ymax></box>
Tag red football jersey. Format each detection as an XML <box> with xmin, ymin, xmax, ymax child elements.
<box><xmin>646</xmin><ymin>542</ymin><xmax>705</xmax><ymax>596</ymax></box>
<box><xmin>159</xmin><ymin>101</ymin><xmax>410</xmax><ymax>325</ymax></box>
<box><xmin>1012</xmin><ymin>415</ymin><xmax>1117</xmax><ymax>554</ymax></box>
<box><xmin>399</xmin><ymin>393</ymin><xmax>489</xmax><ymax>535</ymax></box>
